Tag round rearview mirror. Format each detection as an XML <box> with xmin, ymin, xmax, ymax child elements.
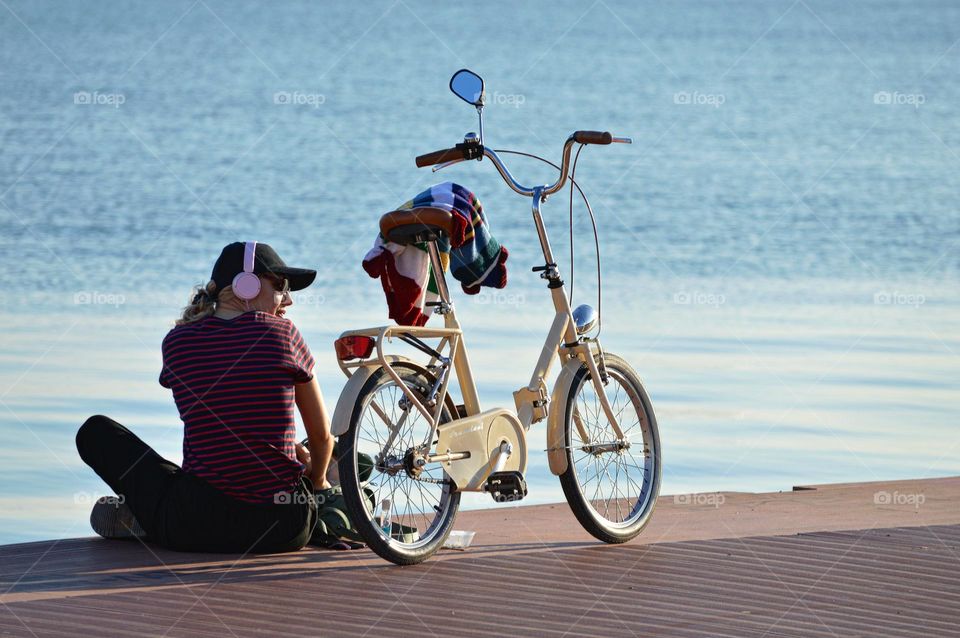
<box><xmin>449</xmin><ymin>69</ymin><xmax>484</xmax><ymax>106</ymax></box>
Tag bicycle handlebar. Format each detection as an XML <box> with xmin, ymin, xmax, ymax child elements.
<box><xmin>415</xmin><ymin>147</ymin><xmax>462</xmax><ymax>167</ymax></box>
<box><xmin>572</xmin><ymin>130</ymin><xmax>613</xmax><ymax>145</ymax></box>
<box><xmin>417</xmin><ymin>130</ymin><xmax>631</xmax><ymax>198</ymax></box>
<box><xmin>416</xmin><ymin>140</ymin><xmax>486</xmax><ymax>168</ymax></box>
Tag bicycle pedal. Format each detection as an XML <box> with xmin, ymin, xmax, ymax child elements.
<box><xmin>483</xmin><ymin>471</ymin><xmax>528</xmax><ymax>503</ymax></box>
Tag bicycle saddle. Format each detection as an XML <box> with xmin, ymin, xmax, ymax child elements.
<box><xmin>379</xmin><ymin>207</ymin><xmax>454</xmax><ymax>245</ymax></box>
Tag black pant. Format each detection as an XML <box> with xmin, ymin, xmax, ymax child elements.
<box><xmin>76</xmin><ymin>415</ymin><xmax>317</xmax><ymax>553</ymax></box>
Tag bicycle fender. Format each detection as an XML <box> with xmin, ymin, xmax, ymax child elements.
<box><xmin>546</xmin><ymin>357</ymin><xmax>585</xmax><ymax>475</ymax></box>
<box><xmin>330</xmin><ymin>355</ymin><xmax>417</xmax><ymax>437</ymax></box>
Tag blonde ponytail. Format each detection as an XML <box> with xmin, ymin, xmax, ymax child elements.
<box><xmin>177</xmin><ymin>280</ymin><xmax>218</xmax><ymax>325</ymax></box>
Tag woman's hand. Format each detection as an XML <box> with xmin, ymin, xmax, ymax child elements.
<box><xmin>295</xmin><ymin>442</ymin><xmax>317</xmax><ymax>484</ymax></box>
<box><xmin>295</xmin><ymin>442</ymin><xmax>331</xmax><ymax>490</ymax></box>
<box><xmin>296</xmin><ymin>443</ymin><xmax>336</xmax><ymax>490</ymax></box>
<box><xmin>295</xmin><ymin>442</ymin><xmax>311</xmax><ymax>471</ymax></box>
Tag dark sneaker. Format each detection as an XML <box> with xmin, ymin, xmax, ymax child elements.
<box><xmin>90</xmin><ymin>496</ymin><xmax>146</xmax><ymax>539</ymax></box>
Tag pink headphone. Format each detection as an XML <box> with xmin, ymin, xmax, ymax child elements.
<box><xmin>232</xmin><ymin>241</ymin><xmax>261</xmax><ymax>300</ymax></box>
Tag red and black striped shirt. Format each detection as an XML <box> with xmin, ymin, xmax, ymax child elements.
<box><xmin>159</xmin><ymin>311</ymin><xmax>315</xmax><ymax>504</ymax></box>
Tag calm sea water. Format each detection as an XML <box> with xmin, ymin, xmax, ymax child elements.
<box><xmin>1</xmin><ymin>0</ymin><xmax>958</xmax><ymax>544</ymax></box>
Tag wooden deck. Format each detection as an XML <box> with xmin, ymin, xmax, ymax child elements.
<box><xmin>1</xmin><ymin>476</ymin><xmax>958</xmax><ymax>637</ymax></box>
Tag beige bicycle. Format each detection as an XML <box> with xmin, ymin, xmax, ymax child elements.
<box><xmin>331</xmin><ymin>70</ymin><xmax>660</xmax><ymax>565</ymax></box>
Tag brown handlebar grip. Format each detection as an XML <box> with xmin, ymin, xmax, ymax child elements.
<box><xmin>415</xmin><ymin>147</ymin><xmax>464</xmax><ymax>167</ymax></box>
<box><xmin>573</xmin><ymin>130</ymin><xmax>613</xmax><ymax>145</ymax></box>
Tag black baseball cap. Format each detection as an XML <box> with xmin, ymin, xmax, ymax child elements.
<box><xmin>211</xmin><ymin>242</ymin><xmax>316</xmax><ymax>292</ymax></box>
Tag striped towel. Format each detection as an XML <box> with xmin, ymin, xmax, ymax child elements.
<box><xmin>362</xmin><ymin>182</ymin><xmax>509</xmax><ymax>326</ymax></box>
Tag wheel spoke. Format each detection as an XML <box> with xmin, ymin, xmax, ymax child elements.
<box><xmin>566</xmin><ymin>362</ymin><xmax>658</xmax><ymax>529</ymax></box>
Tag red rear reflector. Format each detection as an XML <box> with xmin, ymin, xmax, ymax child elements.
<box><xmin>335</xmin><ymin>336</ymin><xmax>375</xmax><ymax>361</ymax></box>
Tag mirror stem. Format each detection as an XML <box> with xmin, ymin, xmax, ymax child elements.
<box><xmin>476</xmin><ymin>105</ymin><xmax>484</xmax><ymax>149</ymax></box>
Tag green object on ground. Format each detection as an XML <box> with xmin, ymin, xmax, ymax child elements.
<box><xmin>309</xmin><ymin>482</ymin><xmax>418</xmax><ymax>548</ymax></box>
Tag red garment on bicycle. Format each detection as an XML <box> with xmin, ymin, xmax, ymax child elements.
<box><xmin>362</xmin><ymin>182</ymin><xmax>509</xmax><ymax>326</ymax></box>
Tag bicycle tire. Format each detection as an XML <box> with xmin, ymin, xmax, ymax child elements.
<box><xmin>558</xmin><ymin>353</ymin><xmax>661</xmax><ymax>543</ymax></box>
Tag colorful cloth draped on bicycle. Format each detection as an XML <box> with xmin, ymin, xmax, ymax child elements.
<box><xmin>362</xmin><ymin>182</ymin><xmax>509</xmax><ymax>326</ymax></box>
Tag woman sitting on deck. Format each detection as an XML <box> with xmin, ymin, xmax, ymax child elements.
<box><xmin>76</xmin><ymin>241</ymin><xmax>334</xmax><ymax>553</ymax></box>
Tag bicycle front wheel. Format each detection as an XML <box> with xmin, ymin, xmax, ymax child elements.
<box><xmin>558</xmin><ymin>353</ymin><xmax>660</xmax><ymax>543</ymax></box>
<box><xmin>338</xmin><ymin>364</ymin><xmax>460</xmax><ymax>565</ymax></box>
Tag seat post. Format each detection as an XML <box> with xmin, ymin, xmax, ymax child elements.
<box><xmin>426</xmin><ymin>240</ymin><xmax>451</xmax><ymax>305</ymax></box>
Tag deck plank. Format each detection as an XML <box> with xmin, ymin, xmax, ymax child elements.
<box><xmin>1</xmin><ymin>477</ymin><xmax>958</xmax><ymax>637</ymax></box>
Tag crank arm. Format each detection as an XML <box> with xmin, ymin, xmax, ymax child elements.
<box><xmin>378</xmin><ymin>450</ymin><xmax>469</xmax><ymax>474</ymax></box>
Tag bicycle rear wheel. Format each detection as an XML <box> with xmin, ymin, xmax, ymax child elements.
<box><xmin>558</xmin><ymin>353</ymin><xmax>660</xmax><ymax>543</ymax></box>
<box><xmin>338</xmin><ymin>364</ymin><xmax>460</xmax><ymax>565</ymax></box>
